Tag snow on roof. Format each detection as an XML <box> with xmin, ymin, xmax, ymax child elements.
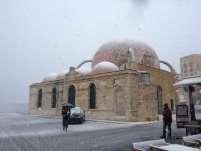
<box><xmin>41</xmin><ymin>67</ymin><xmax>91</xmax><ymax>82</ymax></box>
<box><xmin>91</xmin><ymin>61</ymin><xmax>119</xmax><ymax>74</ymax></box>
<box><xmin>29</xmin><ymin>79</ymin><xmax>43</xmax><ymax>85</ymax></box>
<box><xmin>42</xmin><ymin>73</ymin><xmax>58</xmax><ymax>82</ymax></box>
<box><xmin>56</xmin><ymin>69</ymin><xmax>68</xmax><ymax>80</ymax></box>
<box><xmin>174</xmin><ymin>76</ymin><xmax>201</xmax><ymax>86</ymax></box>
<box><xmin>75</xmin><ymin>67</ymin><xmax>91</xmax><ymax>75</ymax></box>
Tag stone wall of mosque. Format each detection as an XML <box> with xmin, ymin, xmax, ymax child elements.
<box><xmin>126</xmin><ymin>72</ymin><xmax>158</xmax><ymax>121</ymax></box>
<box><xmin>61</xmin><ymin>69</ymin><xmax>160</xmax><ymax>122</ymax></box>
<box><xmin>29</xmin><ymin>64</ymin><xmax>177</xmax><ymax>121</ymax></box>
<box><xmin>137</xmin><ymin>64</ymin><xmax>178</xmax><ymax>111</ymax></box>
<box><xmin>62</xmin><ymin>71</ymin><xmax>136</xmax><ymax>121</ymax></box>
<box><xmin>181</xmin><ymin>54</ymin><xmax>201</xmax><ymax>78</ymax></box>
<box><xmin>29</xmin><ymin>80</ymin><xmax>64</xmax><ymax>116</ymax></box>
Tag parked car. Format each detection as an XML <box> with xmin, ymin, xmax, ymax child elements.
<box><xmin>70</xmin><ymin>107</ymin><xmax>85</xmax><ymax>124</ymax></box>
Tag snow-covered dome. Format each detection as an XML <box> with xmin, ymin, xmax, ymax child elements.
<box><xmin>92</xmin><ymin>40</ymin><xmax>160</xmax><ymax>69</ymax></box>
<box><xmin>91</xmin><ymin>61</ymin><xmax>119</xmax><ymax>74</ymax></box>
<box><xmin>42</xmin><ymin>73</ymin><xmax>58</xmax><ymax>82</ymax></box>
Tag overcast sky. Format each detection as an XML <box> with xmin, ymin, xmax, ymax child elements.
<box><xmin>0</xmin><ymin>0</ymin><xmax>201</xmax><ymax>103</ymax></box>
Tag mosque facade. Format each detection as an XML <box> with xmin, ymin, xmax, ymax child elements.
<box><xmin>29</xmin><ymin>40</ymin><xmax>178</xmax><ymax>122</ymax></box>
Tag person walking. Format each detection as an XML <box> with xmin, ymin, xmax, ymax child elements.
<box><xmin>161</xmin><ymin>103</ymin><xmax>172</xmax><ymax>139</ymax></box>
<box><xmin>62</xmin><ymin>106</ymin><xmax>70</xmax><ymax>132</ymax></box>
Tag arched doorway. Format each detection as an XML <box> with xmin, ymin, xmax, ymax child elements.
<box><xmin>89</xmin><ymin>83</ymin><xmax>96</xmax><ymax>109</ymax></box>
<box><xmin>157</xmin><ymin>86</ymin><xmax>163</xmax><ymax>114</ymax></box>
<box><xmin>37</xmin><ymin>89</ymin><xmax>42</xmax><ymax>108</ymax></box>
<box><xmin>68</xmin><ymin>85</ymin><xmax>76</xmax><ymax>106</ymax></box>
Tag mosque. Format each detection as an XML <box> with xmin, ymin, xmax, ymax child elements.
<box><xmin>29</xmin><ymin>40</ymin><xmax>178</xmax><ymax>122</ymax></box>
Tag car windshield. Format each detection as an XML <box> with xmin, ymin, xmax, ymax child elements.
<box><xmin>71</xmin><ymin>107</ymin><xmax>81</xmax><ymax>114</ymax></box>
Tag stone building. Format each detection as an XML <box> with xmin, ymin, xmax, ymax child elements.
<box><xmin>29</xmin><ymin>40</ymin><xmax>178</xmax><ymax>122</ymax></box>
<box><xmin>176</xmin><ymin>54</ymin><xmax>201</xmax><ymax>102</ymax></box>
<box><xmin>180</xmin><ymin>54</ymin><xmax>201</xmax><ymax>79</ymax></box>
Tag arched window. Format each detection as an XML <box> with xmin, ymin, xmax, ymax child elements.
<box><xmin>52</xmin><ymin>87</ymin><xmax>57</xmax><ymax>108</ymax></box>
<box><xmin>157</xmin><ymin>86</ymin><xmax>163</xmax><ymax>114</ymax></box>
<box><xmin>89</xmin><ymin>83</ymin><xmax>96</xmax><ymax>109</ymax></box>
<box><xmin>37</xmin><ymin>89</ymin><xmax>42</xmax><ymax>108</ymax></box>
<box><xmin>68</xmin><ymin>85</ymin><xmax>76</xmax><ymax>106</ymax></box>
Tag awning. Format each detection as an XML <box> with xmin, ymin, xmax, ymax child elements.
<box><xmin>174</xmin><ymin>76</ymin><xmax>201</xmax><ymax>86</ymax></box>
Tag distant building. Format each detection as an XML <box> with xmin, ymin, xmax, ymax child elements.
<box><xmin>176</xmin><ymin>54</ymin><xmax>201</xmax><ymax>102</ymax></box>
<box><xmin>180</xmin><ymin>54</ymin><xmax>201</xmax><ymax>78</ymax></box>
<box><xmin>29</xmin><ymin>40</ymin><xmax>177</xmax><ymax>122</ymax></box>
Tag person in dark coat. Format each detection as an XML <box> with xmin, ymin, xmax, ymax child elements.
<box><xmin>161</xmin><ymin>103</ymin><xmax>172</xmax><ymax>139</ymax></box>
<box><xmin>62</xmin><ymin>106</ymin><xmax>70</xmax><ymax>132</ymax></box>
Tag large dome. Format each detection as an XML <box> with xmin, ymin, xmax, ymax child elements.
<box><xmin>92</xmin><ymin>40</ymin><xmax>160</xmax><ymax>69</ymax></box>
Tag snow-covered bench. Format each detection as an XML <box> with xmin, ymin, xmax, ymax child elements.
<box><xmin>183</xmin><ymin>134</ymin><xmax>201</xmax><ymax>148</ymax></box>
<box><xmin>133</xmin><ymin>139</ymin><xmax>169</xmax><ymax>151</ymax></box>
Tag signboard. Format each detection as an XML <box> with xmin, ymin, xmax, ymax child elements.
<box><xmin>176</xmin><ymin>104</ymin><xmax>189</xmax><ymax>128</ymax></box>
<box><xmin>176</xmin><ymin>105</ymin><xmax>188</xmax><ymax>116</ymax></box>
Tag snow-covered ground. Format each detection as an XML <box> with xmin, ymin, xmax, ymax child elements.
<box><xmin>0</xmin><ymin>102</ymin><xmax>27</xmax><ymax>114</ymax></box>
<box><xmin>0</xmin><ymin>103</ymin><xmax>159</xmax><ymax>139</ymax></box>
<box><xmin>0</xmin><ymin>104</ymin><xmax>186</xmax><ymax>151</ymax></box>
<box><xmin>0</xmin><ymin>112</ymin><xmax>153</xmax><ymax>138</ymax></box>
<box><xmin>0</xmin><ymin>102</ymin><xmax>159</xmax><ymax>140</ymax></box>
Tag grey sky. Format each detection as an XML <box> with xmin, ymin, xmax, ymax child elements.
<box><xmin>0</xmin><ymin>0</ymin><xmax>201</xmax><ymax>103</ymax></box>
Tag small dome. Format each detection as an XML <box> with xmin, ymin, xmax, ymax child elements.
<box><xmin>92</xmin><ymin>40</ymin><xmax>160</xmax><ymax>69</ymax></box>
<box><xmin>91</xmin><ymin>61</ymin><xmax>119</xmax><ymax>74</ymax></box>
<box><xmin>42</xmin><ymin>73</ymin><xmax>58</xmax><ymax>82</ymax></box>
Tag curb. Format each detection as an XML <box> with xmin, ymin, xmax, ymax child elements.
<box><xmin>87</xmin><ymin>119</ymin><xmax>159</xmax><ymax>125</ymax></box>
